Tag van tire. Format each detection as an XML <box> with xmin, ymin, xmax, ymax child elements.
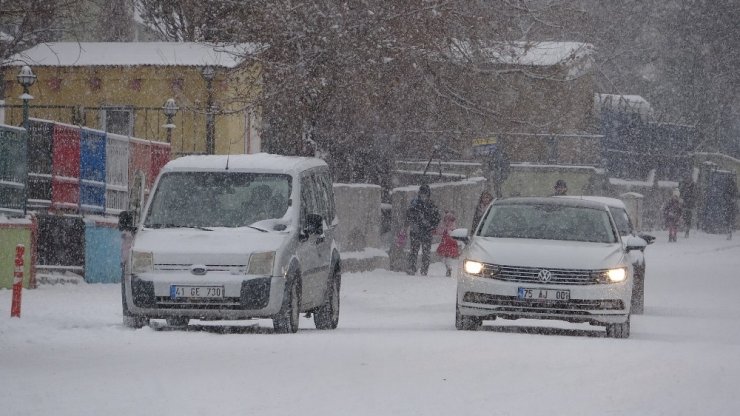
<box><xmin>273</xmin><ymin>276</ymin><xmax>300</xmax><ymax>334</ymax></box>
<box><xmin>314</xmin><ymin>268</ymin><xmax>341</xmax><ymax>330</ymax></box>
<box><xmin>121</xmin><ymin>280</ymin><xmax>148</xmax><ymax>329</ymax></box>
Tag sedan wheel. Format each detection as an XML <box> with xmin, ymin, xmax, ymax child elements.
<box><xmin>455</xmin><ymin>302</ymin><xmax>481</xmax><ymax>331</ymax></box>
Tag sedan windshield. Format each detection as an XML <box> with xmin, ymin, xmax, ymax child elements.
<box><xmin>144</xmin><ymin>172</ymin><xmax>292</xmax><ymax>228</ymax></box>
<box><xmin>479</xmin><ymin>204</ymin><xmax>618</xmax><ymax>243</ymax></box>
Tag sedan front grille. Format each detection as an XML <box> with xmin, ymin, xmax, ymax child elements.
<box><xmin>481</xmin><ymin>263</ymin><xmax>604</xmax><ymax>285</ymax></box>
<box><xmin>463</xmin><ymin>292</ymin><xmax>624</xmax><ymax>312</ymax></box>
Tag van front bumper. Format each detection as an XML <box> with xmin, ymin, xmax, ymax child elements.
<box><xmin>124</xmin><ymin>272</ymin><xmax>286</xmax><ymax>320</ymax></box>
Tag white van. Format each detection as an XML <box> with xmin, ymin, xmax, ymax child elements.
<box><xmin>120</xmin><ymin>154</ymin><xmax>341</xmax><ymax>333</ymax></box>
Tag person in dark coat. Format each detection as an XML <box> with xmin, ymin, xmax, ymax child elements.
<box><xmin>679</xmin><ymin>175</ymin><xmax>697</xmax><ymax>238</ymax></box>
<box><xmin>405</xmin><ymin>184</ymin><xmax>440</xmax><ymax>276</ymax></box>
<box><xmin>724</xmin><ymin>182</ymin><xmax>737</xmax><ymax>240</ymax></box>
<box><xmin>471</xmin><ymin>190</ymin><xmax>494</xmax><ymax>233</ymax></box>
<box><xmin>552</xmin><ymin>179</ymin><xmax>568</xmax><ymax>196</ymax></box>
<box><xmin>663</xmin><ymin>189</ymin><xmax>683</xmax><ymax>242</ymax></box>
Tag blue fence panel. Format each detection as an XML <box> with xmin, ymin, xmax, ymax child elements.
<box><xmin>84</xmin><ymin>221</ymin><xmax>122</xmax><ymax>283</ymax></box>
<box><xmin>80</xmin><ymin>128</ymin><xmax>107</xmax><ymax>212</ymax></box>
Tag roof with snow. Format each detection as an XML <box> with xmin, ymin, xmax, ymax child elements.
<box><xmin>595</xmin><ymin>94</ymin><xmax>654</xmax><ymax>117</ymax></box>
<box><xmin>163</xmin><ymin>153</ymin><xmax>328</xmax><ymax>175</ymax></box>
<box><xmin>448</xmin><ymin>40</ymin><xmax>594</xmax><ymax>80</ymax></box>
<box><xmin>4</xmin><ymin>42</ymin><xmax>263</xmax><ymax>68</ymax></box>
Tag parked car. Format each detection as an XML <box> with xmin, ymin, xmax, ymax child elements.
<box><xmin>453</xmin><ymin>197</ymin><xmax>643</xmax><ymax>338</ymax></box>
<box><xmin>120</xmin><ymin>154</ymin><xmax>341</xmax><ymax>333</ymax></box>
<box><xmin>559</xmin><ymin>196</ymin><xmax>654</xmax><ymax>314</ymax></box>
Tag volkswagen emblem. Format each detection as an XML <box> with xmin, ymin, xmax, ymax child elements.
<box><xmin>190</xmin><ymin>264</ymin><xmax>208</xmax><ymax>276</ymax></box>
<box><xmin>537</xmin><ymin>269</ymin><xmax>552</xmax><ymax>282</ymax></box>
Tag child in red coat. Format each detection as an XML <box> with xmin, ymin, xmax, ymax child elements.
<box><xmin>437</xmin><ymin>211</ymin><xmax>460</xmax><ymax>276</ymax></box>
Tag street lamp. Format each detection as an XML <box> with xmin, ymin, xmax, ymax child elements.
<box><xmin>201</xmin><ymin>65</ymin><xmax>216</xmax><ymax>154</ymax></box>
<box><xmin>16</xmin><ymin>65</ymin><xmax>36</xmax><ymax>130</ymax></box>
<box><xmin>162</xmin><ymin>98</ymin><xmax>178</xmax><ymax>144</ymax></box>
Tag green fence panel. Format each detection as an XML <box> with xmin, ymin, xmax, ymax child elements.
<box><xmin>0</xmin><ymin>224</ymin><xmax>33</xmax><ymax>289</ymax></box>
<box><xmin>0</xmin><ymin>125</ymin><xmax>28</xmax><ymax>216</ymax></box>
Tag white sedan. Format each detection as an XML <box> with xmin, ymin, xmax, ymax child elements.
<box><xmin>453</xmin><ymin>197</ymin><xmax>644</xmax><ymax>338</ymax></box>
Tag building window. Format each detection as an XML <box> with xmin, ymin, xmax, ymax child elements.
<box><xmin>100</xmin><ymin>106</ymin><xmax>134</xmax><ymax>136</ymax></box>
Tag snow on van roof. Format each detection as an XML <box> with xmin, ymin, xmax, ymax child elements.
<box><xmin>163</xmin><ymin>153</ymin><xmax>327</xmax><ymax>174</ymax></box>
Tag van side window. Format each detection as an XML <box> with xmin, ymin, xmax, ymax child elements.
<box><xmin>316</xmin><ymin>172</ymin><xmax>335</xmax><ymax>224</ymax></box>
<box><xmin>300</xmin><ymin>175</ymin><xmax>318</xmax><ymax>225</ymax></box>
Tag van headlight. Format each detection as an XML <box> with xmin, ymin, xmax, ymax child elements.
<box><xmin>464</xmin><ymin>260</ymin><xmax>484</xmax><ymax>276</ymax></box>
<box><xmin>607</xmin><ymin>267</ymin><xmax>627</xmax><ymax>283</ymax></box>
<box><xmin>131</xmin><ymin>251</ymin><xmax>153</xmax><ymax>273</ymax></box>
<box><xmin>247</xmin><ymin>252</ymin><xmax>275</xmax><ymax>276</ymax></box>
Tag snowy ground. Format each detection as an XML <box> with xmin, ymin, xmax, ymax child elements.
<box><xmin>1</xmin><ymin>231</ymin><xmax>739</xmax><ymax>416</ymax></box>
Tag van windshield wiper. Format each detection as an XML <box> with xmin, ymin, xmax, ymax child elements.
<box><xmin>245</xmin><ymin>225</ymin><xmax>268</xmax><ymax>233</ymax></box>
<box><xmin>146</xmin><ymin>223</ymin><xmax>213</xmax><ymax>231</ymax></box>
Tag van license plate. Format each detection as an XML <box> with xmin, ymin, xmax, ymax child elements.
<box><xmin>518</xmin><ymin>288</ymin><xmax>570</xmax><ymax>301</ymax></box>
<box><xmin>170</xmin><ymin>285</ymin><xmax>224</xmax><ymax>299</ymax></box>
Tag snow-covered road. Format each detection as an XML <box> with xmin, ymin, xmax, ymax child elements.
<box><xmin>1</xmin><ymin>231</ymin><xmax>739</xmax><ymax>415</ymax></box>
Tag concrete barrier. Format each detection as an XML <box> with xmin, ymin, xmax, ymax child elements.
<box><xmin>333</xmin><ymin>183</ymin><xmax>388</xmax><ymax>272</ymax></box>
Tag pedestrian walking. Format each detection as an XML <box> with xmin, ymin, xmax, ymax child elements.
<box><xmin>436</xmin><ymin>211</ymin><xmax>460</xmax><ymax>277</ymax></box>
<box><xmin>679</xmin><ymin>175</ymin><xmax>697</xmax><ymax>238</ymax></box>
<box><xmin>405</xmin><ymin>184</ymin><xmax>440</xmax><ymax>276</ymax></box>
<box><xmin>552</xmin><ymin>179</ymin><xmax>568</xmax><ymax>196</ymax></box>
<box><xmin>471</xmin><ymin>190</ymin><xmax>494</xmax><ymax>233</ymax></box>
<box><xmin>663</xmin><ymin>189</ymin><xmax>683</xmax><ymax>242</ymax></box>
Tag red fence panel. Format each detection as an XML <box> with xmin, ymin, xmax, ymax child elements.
<box><xmin>128</xmin><ymin>138</ymin><xmax>151</xmax><ymax>193</ymax></box>
<box><xmin>149</xmin><ymin>142</ymin><xmax>171</xmax><ymax>189</ymax></box>
<box><xmin>51</xmin><ymin>124</ymin><xmax>81</xmax><ymax>210</ymax></box>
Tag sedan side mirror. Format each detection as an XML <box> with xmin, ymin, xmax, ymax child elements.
<box><xmin>623</xmin><ymin>235</ymin><xmax>647</xmax><ymax>252</ymax></box>
<box><xmin>638</xmin><ymin>233</ymin><xmax>656</xmax><ymax>245</ymax></box>
<box><xmin>450</xmin><ymin>228</ymin><xmax>469</xmax><ymax>244</ymax></box>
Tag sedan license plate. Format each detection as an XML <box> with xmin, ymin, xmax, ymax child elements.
<box><xmin>518</xmin><ymin>287</ymin><xmax>570</xmax><ymax>301</ymax></box>
<box><xmin>170</xmin><ymin>285</ymin><xmax>224</xmax><ymax>300</ymax></box>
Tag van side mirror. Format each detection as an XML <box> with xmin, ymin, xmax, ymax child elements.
<box><xmin>300</xmin><ymin>213</ymin><xmax>324</xmax><ymax>242</ymax></box>
<box><xmin>118</xmin><ymin>211</ymin><xmax>135</xmax><ymax>233</ymax></box>
<box><xmin>450</xmin><ymin>228</ymin><xmax>469</xmax><ymax>244</ymax></box>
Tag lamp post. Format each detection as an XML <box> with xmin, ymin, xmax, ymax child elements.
<box><xmin>162</xmin><ymin>98</ymin><xmax>178</xmax><ymax>144</ymax></box>
<box><xmin>201</xmin><ymin>65</ymin><xmax>216</xmax><ymax>154</ymax></box>
<box><xmin>16</xmin><ymin>65</ymin><xmax>36</xmax><ymax>130</ymax></box>
<box><xmin>16</xmin><ymin>65</ymin><xmax>36</xmax><ymax>216</ymax></box>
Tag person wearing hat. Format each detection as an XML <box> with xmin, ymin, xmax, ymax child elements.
<box><xmin>663</xmin><ymin>188</ymin><xmax>683</xmax><ymax>242</ymax></box>
<box><xmin>404</xmin><ymin>184</ymin><xmax>440</xmax><ymax>276</ymax></box>
<box><xmin>552</xmin><ymin>179</ymin><xmax>568</xmax><ymax>196</ymax></box>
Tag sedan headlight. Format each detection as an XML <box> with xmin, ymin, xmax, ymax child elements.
<box><xmin>131</xmin><ymin>251</ymin><xmax>153</xmax><ymax>273</ymax></box>
<box><xmin>607</xmin><ymin>267</ymin><xmax>627</xmax><ymax>283</ymax></box>
<box><xmin>464</xmin><ymin>260</ymin><xmax>484</xmax><ymax>275</ymax></box>
<box><xmin>247</xmin><ymin>252</ymin><xmax>275</xmax><ymax>276</ymax></box>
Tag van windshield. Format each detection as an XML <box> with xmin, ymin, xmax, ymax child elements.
<box><xmin>144</xmin><ymin>172</ymin><xmax>292</xmax><ymax>228</ymax></box>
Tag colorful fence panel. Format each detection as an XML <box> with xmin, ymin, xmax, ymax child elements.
<box><xmin>27</xmin><ymin>119</ymin><xmax>54</xmax><ymax>209</ymax></box>
<box><xmin>150</xmin><ymin>141</ymin><xmax>171</xmax><ymax>189</ymax></box>
<box><xmin>106</xmin><ymin>133</ymin><xmax>130</xmax><ymax>214</ymax></box>
<box><xmin>36</xmin><ymin>215</ymin><xmax>85</xmax><ymax>274</ymax></box>
<box><xmin>0</xmin><ymin>219</ymin><xmax>34</xmax><ymax>289</ymax></box>
<box><xmin>80</xmin><ymin>128</ymin><xmax>107</xmax><ymax>212</ymax></box>
<box><xmin>84</xmin><ymin>220</ymin><xmax>122</xmax><ymax>283</ymax></box>
<box><xmin>0</xmin><ymin>124</ymin><xmax>27</xmax><ymax>216</ymax></box>
<box><xmin>129</xmin><ymin>138</ymin><xmax>152</xmax><ymax>193</ymax></box>
<box><xmin>51</xmin><ymin>124</ymin><xmax>81</xmax><ymax>210</ymax></box>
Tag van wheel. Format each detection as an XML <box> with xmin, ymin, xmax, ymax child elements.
<box><xmin>121</xmin><ymin>281</ymin><xmax>148</xmax><ymax>329</ymax></box>
<box><xmin>273</xmin><ymin>277</ymin><xmax>300</xmax><ymax>334</ymax></box>
<box><xmin>314</xmin><ymin>269</ymin><xmax>341</xmax><ymax>330</ymax></box>
<box><xmin>606</xmin><ymin>317</ymin><xmax>630</xmax><ymax>339</ymax></box>
<box><xmin>455</xmin><ymin>302</ymin><xmax>481</xmax><ymax>330</ymax></box>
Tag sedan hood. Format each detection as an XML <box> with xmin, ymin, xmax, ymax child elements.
<box><xmin>466</xmin><ymin>237</ymin><xmax>626</xmax><ymax>270</ymax></box>
<box><xmin>133</xmin><ymin>228</ymin><xmax>288</xmax><ymax>265</ymax></box>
